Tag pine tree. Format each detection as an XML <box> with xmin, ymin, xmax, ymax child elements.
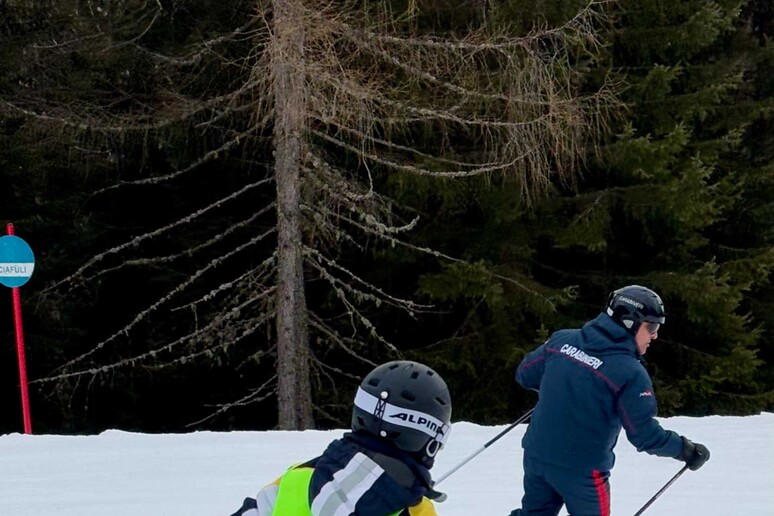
<box><xmin>535</xmin><ymin>0</ymin><xmax>774</xmax><ymax>414</ymax></box>
<box><xmin>403</xmin><ymin>0</ymin><xmax>774</xmax><ymax>420</ymax></box>
<box><xmin>382</xmin><ymin>0</ymin><xmax>611</xmax><ymax>423</ymax></box>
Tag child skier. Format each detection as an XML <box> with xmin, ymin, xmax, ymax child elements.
<box><xmin>231</xmin><ymin>360</ymin><xmax>452</xmax><ymax>516</ymax></box>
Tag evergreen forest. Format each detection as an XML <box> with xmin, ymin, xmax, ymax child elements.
<box><xmin>1</xmin><ymin>0</ymin><xmax>773</xmax><ymax>434</ymax></box>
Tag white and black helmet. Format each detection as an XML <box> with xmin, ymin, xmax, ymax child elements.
<box><xmin>351</xmin><ymin>360</ymin><xmax>452</xmax><ymax>457</ymax></box>
<box><xmin>606</xmin><ymin>285</ymin><xmax>666</xmax><ymax>334</ymax></box>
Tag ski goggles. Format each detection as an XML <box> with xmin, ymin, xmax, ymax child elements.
<box><xmin>644</xmin><ymin>322</ymin><xmax>660</xmax><ymax>335</ymax></box>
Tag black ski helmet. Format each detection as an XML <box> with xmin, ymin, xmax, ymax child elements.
<box><xmin>606</xmin><ymin>285</ymin><xmax>666</xmax><ymax>334</ymax></box>
<box><xmin>351</xmin><ymin>360</ymin><xmax>452</xmax><ymax>456</ymax></box>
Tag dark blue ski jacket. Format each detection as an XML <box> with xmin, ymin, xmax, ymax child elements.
<box><xmin>516</xmin><ymin>313</ymin><xmax>684</xmax><ymax>472</ymax></box>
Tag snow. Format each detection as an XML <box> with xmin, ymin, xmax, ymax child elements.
<box><xmin>1</xmin><ymin>413</ymin><xmax>772</xmax><ymax>515</ymax></box>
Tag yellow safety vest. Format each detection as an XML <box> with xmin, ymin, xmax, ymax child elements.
<box><xmin>272</xmin><ymin>467</ymin><xmax>402</xmax><ymax>516</ymax></box>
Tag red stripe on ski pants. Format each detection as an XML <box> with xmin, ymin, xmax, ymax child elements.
<box><xmin>592</xmin><ymin>470</ymin><xmax>611</xmax><ymax>516</ymax></box>
<box><xmin>515</xmin><ymin>455</ymin><xmax>611</xmax><ymax>516</ymax></box>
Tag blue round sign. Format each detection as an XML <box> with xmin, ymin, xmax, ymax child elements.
<box><xmin>0</xmin><ymin>235</ymin><xmax>35</xmax><ymax>288</ymax></box>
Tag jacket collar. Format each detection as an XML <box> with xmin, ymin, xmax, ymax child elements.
<box><xmin>346</xmin><ymin>431</ymin><xmax>433</xmax><ymax>487</ymax></box>
<box><xmin>581</xmin><ymin>312</ymin><xmax>640</xmax><ymax>357</ymax></box>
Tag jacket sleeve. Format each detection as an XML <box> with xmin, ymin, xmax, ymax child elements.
<box><xmin>229</xmin><ymin>498</ymin><xmax>258</xmax><ymax>516</ymax></box>
<box><xmin>229</xmin><ymin>477</ymin><xmax>281</xmax><ymax>516</ymax></box>
<box><xmin>617</xmin><ymin>368</ymin><xmax>683</xmax><ymax>459</ymax></box>
<box><xmin>516</xmin><ymin>341</ymin><xmax>549</xmax><ymax>391</ymax></box>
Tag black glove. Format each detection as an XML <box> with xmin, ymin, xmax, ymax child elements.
<box><xmin>679</xmin><ymin>436</ymin><xmax>710</xmax><ymax>470</ymax></box>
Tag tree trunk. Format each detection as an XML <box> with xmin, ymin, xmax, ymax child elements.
<box><xmin>271</xmin><ymin>0</ymin><xmax>314</xmax><ymax>430</ymax></box>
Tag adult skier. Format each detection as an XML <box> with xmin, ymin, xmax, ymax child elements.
<box><xmin>509</xmin><ymin>285</ymin><xmax>710</xmax><ymax>516</ymax></box>
<box><xmin>231</xmin><ymin>360</ymin><xmax>452</xmax><ymax>516</ymax></box>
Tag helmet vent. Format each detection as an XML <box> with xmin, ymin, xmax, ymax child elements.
<box><xmin>435</xmin><ymin>397</ymin><xmax>448</xmax><ymax>406</ymax></box>
<box><xmin>367</xmin><ymin>378</ymin><xmax>380</xmax><ymax>387</ymax></box>
<box><xmin>410</xmin><ymin>371</ymin><xmax>419</xmax><ymax>379</ymax></box>
<box><xmin>401</xmin><ymin>390</ymin><xmax>416</xmax><ymax>402</ymax></box>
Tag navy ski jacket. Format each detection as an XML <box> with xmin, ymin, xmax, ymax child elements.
<box><xmin>516</xmin><ymin>313</ymin><xmax>684</xmax><ymax>472</ymax></box>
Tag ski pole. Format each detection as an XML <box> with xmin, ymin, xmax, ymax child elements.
<box><xmin>434</xmin><ymin>407</ymin><xmax>534</xmax><ymax>486</ymax></box>
<box><xmin>632</xmin><ymin>464</ymin><xmax>689</xmax><ymax>516</ymax></box>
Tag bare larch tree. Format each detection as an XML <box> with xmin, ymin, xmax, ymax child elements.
<box><xmin>1</xmin><ymin>0</ymin><xmax>616</xmax><ymax>429</ymax></box>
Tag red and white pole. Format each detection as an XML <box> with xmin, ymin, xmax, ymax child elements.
<box><xmin>6</xmin><ymin>222</ymin><xmax>32</xmax><ymax>434</ymax></box>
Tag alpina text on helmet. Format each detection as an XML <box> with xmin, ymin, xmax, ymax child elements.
<box><xmin>389</xmin><ymin>412</ymin><xmax>445</xmax><ymax>434</ymax></box>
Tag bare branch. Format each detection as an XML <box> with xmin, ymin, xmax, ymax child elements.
<box><xmin>185</xmin><ymin>373</ymin><xmax>277</xmax><ymax>428</ymax></box>
<box><xmin>44</xmin><ymin>178</ymin><xmax>274</xmax><ymax>293</ymax></box>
